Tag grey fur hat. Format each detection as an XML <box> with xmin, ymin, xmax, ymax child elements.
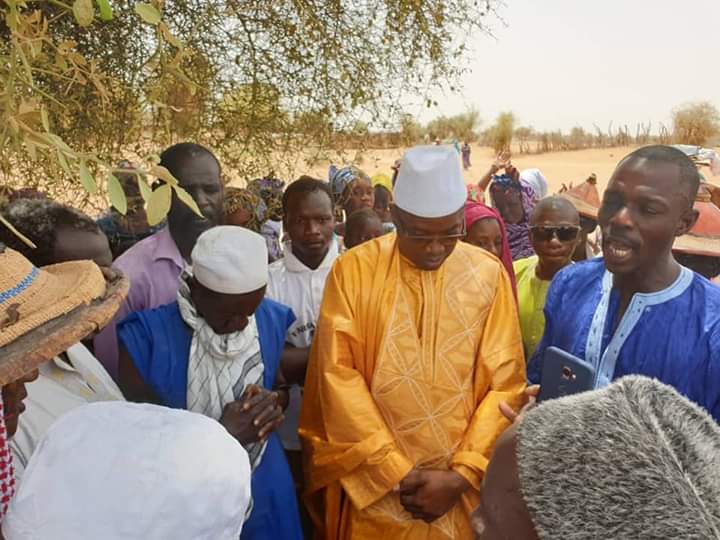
<box><xmin>517</xmin><ymin>375</ymin><xmax>720</xmax><ymax>539</ymax></box>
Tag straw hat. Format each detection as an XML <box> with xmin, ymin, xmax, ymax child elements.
<box><xmin>560</xmin><ymin>174</ymin><xmax>601</xmax><ymax>219</ymax></box>
<box><xmin>0</xmin><ymin>246</ymin><xmax>128</xmax><ymax>386</ymax></box>
<box><xmin>673</xmin><ymin>185</ymin><xmax>720</xmax><ymax>258</ymax></box>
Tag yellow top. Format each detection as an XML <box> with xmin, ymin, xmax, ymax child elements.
<box><xmin>512</xmin><ymin>255</ymin><xmax>551</xmax><ymax>359</ymax></box>
<box><xmin>299</xmin><ymin>234</ymin><xmax>526</xmax><ymax>540</ymax></box>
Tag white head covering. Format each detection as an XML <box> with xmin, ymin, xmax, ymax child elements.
<box><xmin>192</xmin><ymin>225</ymin><xmax>268</xmax><ymax>294</ymax></box>
<box><xmin>394</xmin><ymin>145</ymin><xmax>466</xmax><ymax>218</ymax></box>
<box><xmin>2</xmin><ymin>401</ymin><xmax>252</xmax><ymax>540</ymax></box>
<box><xmin>520</xmin><ymin>168</ymin><xmax>548</xmax><ymax>200</ymax></box>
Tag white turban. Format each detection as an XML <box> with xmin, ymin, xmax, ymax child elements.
<box><xmin>191</xmin><ymin>225</ymin><xmax>268</xmax><ymax>294</ymax></box>
<box><xmin>393</xmin><ymin>145</ymin><xmax>466</xmax><ymax>218</ymax></box>
<box><xmin>2</xmin><ymin>402</ymin><xmax>252</xmax><ymax>540</ymax></box>
<box><xmin>520</xmin><ymin>168</ymin><xmax>548</xmax><ymax>200</ymax></box>
<box><xmin>517</xmin><ymin>376</ymin><xmax>720</xmax><ymax>539</ymax></box>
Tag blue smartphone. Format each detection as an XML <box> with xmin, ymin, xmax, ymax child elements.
<box><xmin>537</xmin><ymin>347</ymin><xmax>596</xmax><ymax>402</ymax></box>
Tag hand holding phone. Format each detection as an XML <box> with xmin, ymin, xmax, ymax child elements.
<box><xmin>537</xmin><ymin>347</ymin><xmax>596</xmax><ymax>403</ymax></box>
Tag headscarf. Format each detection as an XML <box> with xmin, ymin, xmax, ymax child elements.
<box><xmin>0</xmin><ymin>395</ymin><xmax>15</xmax><ymax>522</ymax></box>
<box><xmin>519</xmin><ymin>168</ymin><xmax>548</xmax><ymax>201</ymax></box>
<box><xmin>247</xmin><ymin>177</ymin><xmax>285</xmax><ymax>221</ymax></box>
<box><xmin>517</xmin><ymin>376</ymin><xmax>720</xmax><ymax>539</ymax></box>
<box><xmin>490</xmin><ymin>174</ymin><xmax>537</xmax><ymax>260</ymax></box>
<box><xmin>371</xmin><ymin>173</ymin><xmax>393</xmax><ymax>192</ymax></box>
<box><xmin>465</xmin><ymin>201</ymin><xmax>517</xmax><ymax>299</ymax></box>
<box><xmin>328</xmin><ymin>165</ymin><xmax>371</xmax><ymax>214</ymax></box>
<box><xmin>224</xmin><ymin>187</ymin><xmax>267</xmax><ymax>233</ymax></box>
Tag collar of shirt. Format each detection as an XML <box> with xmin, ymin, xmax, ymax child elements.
<box><xmin>152</xmin><ymin>226</ymin><xmax>185</xmax><ymax>270</ymax></box>
<box><xmin>282</xmin><ymin>237</ymin><xmax>339</xmax><ymax>273</ymax></box>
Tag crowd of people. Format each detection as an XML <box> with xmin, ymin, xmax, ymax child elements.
<box><xmin>0</xmin><ymin>141</ymin><xmax>719</xmax><ymax>539</ymax></box>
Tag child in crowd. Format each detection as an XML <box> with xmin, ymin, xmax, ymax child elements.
<box><xmin>344</xmin><ymin>208</ymin><xmax>384</xmax><ymax>250</ymax></box>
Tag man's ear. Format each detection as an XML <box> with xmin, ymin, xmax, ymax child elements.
<box><xmin>676</xmin><ymin>207</ymin><xmax>699</xmax><ymax>237</ymax></box>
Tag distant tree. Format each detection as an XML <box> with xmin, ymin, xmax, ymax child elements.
<box><xmin>399</xmin><ymin>114</ymin><xmax>424</xmax><ymax>146</ymax></box>
<box><xmin>425</xmin><ymin>109</ymin><xmax>480</xmax><ymax>142</ymax></box>
<box><xmin>673</xmin><ymin>102</ymin><xmax>720</xmax><ymax>146</ymax></box>
<box><xmin>514</xmin><ymin>126</ymin><xmax>534</xmax><ymax>153</ymax></box>
<box><xmin>488</xmin><ymin>112</ymin><xmax>515</xmax><ymax>152</ymax></box>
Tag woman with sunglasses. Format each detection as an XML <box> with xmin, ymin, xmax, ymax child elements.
<box><xmin>513</xmin><ymin>197</ymin><xmax>581</xmax><ymax>359</ymax></box>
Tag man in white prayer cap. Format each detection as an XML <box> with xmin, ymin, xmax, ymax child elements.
<box><xmin>116</xmin><ymin>226</ymin><xmax>303</xmax><ymax>540</ymax></box>
<box><xmin>3</xmin><ymin>401</ymin><xmax>253</xmax><ymax>540</ymax></box>
<box><xmin>473</xmin><ymin>375</ymin><xmax>720</xmax><ymax>539</ymax></box>
<box><xmin>300</xmin><ymin>145</ymin><xmax>526</xmax><ymax>539</ymax></box>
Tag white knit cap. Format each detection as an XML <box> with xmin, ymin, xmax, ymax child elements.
<box><xmin>2</xmin><ymin>401</ymin><xmax>252</xmax><ymax>540</ymax></box>
<box><xmin>394</xmin><ymin>145</ymin><xmax>466</xmax><ymax>218</ymax></box>
<box><xmin>191</xmin><ymin>225</ymin><xmax>268</xmax><ymax>294</ymax></box>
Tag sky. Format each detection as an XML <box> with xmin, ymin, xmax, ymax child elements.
<box><xmin>409</xmin><ymin>0</ymin><xmax>720</xmax><ymax>134</ymax></box>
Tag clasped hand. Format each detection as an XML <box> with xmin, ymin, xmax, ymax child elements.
<box><xmin>397</xmin><ymin>469</ymin><xmax>470</xmax><ymax>523</ymax></box>
<box><xmin>219</xmin><ymin>384</ymin><xmax>284</xmax><ymax>446</ymax></box>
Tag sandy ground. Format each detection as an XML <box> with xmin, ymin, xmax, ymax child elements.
<box><xmin>299</xmin><ymin>144</ymin><xmax>720</xmax><ymax>196</ymax></box>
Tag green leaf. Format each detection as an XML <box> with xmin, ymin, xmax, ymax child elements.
<box><xmin>40</xmin><ymin>107</ymin><xmax>49</xmax><ymax>132</ymax></box>
<box><xmin>72</xmin><ymin>0</ymin><xmax>94</xmax><ymax>27</ymax></box>
<box><xmin>137</xmin><ymin>175</ymin><xmax>152</xmax><ymax>202</ymax></box>
<box><xmin>173</xmin><ymin>185</ymin><xmax>203</xmax><ymax>218</ymax></box>
<box><xmin>149</xmin><ymin>164</ymin><xmax>178</xmax><ymax>185</ymax></box>
<box><xmin>107</xmin><ymin>173</ymin><xmax>127</xmax><ymax>215</ymax></box>
<box><xmin>57</xmin><ymin>150</ymin><xmax>72</xmax><ymax>176</ymax></box>
<box><xmin>134</xmin><ymin>2</ymin><xmax>161</xmax><ymax>25</ymax></box>
<box><xmin>96</xmin><ymin>0</ymin><xmax>113</xmax><ymax>21</ymax></box>
<box><xmin>146</xmin><ymin>183</ymin><xmax>171</xmax><ymax>225</ymax></box>
<box><xmin>79</xmin><ymin>160</ymin><xmax>97</xmax><ymax>193</ymax></box>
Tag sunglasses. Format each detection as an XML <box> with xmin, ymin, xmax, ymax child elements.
<box><xmin>530</xmin><ymin>226</ymin><xmax>580</xmax><ymax>242</ymax></box>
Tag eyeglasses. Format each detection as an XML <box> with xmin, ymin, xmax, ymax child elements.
<box><xmin>530</xmin><ymin>226</ymin><xmax>580</xmax><ymax>242</ymax></box>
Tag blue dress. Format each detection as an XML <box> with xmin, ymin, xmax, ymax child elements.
<box><xmin>528</xmin><ymin>258</ymin><xmax>720</xmax><ymax>422</ymax></box>
<box><xmin>118</xmin><ymin>299</ymin><xmax>304</xmax><ymax>540</ymax></box>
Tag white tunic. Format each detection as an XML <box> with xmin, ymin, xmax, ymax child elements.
<box><xmin>266</xmin><ymin>239</ymin><xmax>339</xmax><ymax>449</ymax></box>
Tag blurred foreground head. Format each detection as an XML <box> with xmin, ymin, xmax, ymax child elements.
<box><xmin>474</xmin><ymin>376</ymin><xmax>720</xmax><ymax>539</ymax></box>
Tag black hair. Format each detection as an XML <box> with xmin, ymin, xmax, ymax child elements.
<box><xmin>0</xmin><ymin>198</ymin><xmax>100</xmax><ymax>266</ymax></box>
<box><xmin>345</xmin><ymin>207</ymin><xmax>381</xmax><ymax>231</ymax></box>
<box><xmin>530</xmin><ymin>195</ymin><xmax>580</xmax><ymax>224</ymax></box>
<box><xmin>374</xmin><ymin>185</ymin><xmax>392</xmax><ymax>210</ymax></box>
<box><xmin>159</xmin><ymin>142</ymin><xmax>221</xmax><ymax>179</ymax></box>
<box><xmin>622</xmin><ymin>145</ymin><xmax>700</xmax><ymax>203</ymax></box>
<box><xmin>674</xmin><ymin>253</ymin><xmax>720</xmax><ymax>280</ymax></box>
<box><xmin>282</xmin><ymin>177</ymin><xmax>333</xmax><ymax>214</ymax></box>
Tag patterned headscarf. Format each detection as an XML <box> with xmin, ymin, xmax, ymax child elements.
<box><xmin>490</xmin><ymin>174</ymin><xmax>537</xmax><ymax>260</ymax></box>
<box><xmin>464</xmin><ymin>201</ymin><xmax>517</xmax><ymax>299</ymax></box>
<box><xmin>247</xmin><ymin>177</ymin><xmax>285</xmax><ymax>221</ymax></box>
<box><xmin>0</xmin><ymin>395</ymin><xmax>15</xmax><ymax>521</ymax></box>
<box><xmin>224</xmin><ymin>188</ymin><xmax>267</xmax><ymax>233</ymax></box>
<box><xmin>328</xmin><ymin>165</ymin><xmax>371</xmax><ymax>213</ymax></box>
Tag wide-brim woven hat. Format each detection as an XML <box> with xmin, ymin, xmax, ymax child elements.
<box><xmin>673</xmin><ymin>185</ymin><xmax>720</xmax><ymax>257</ymax></box>
<box><xmin>0</xmin><ymin>247</ymin><xmax>128</xmax><ymax>386</ymax></box>
<box><xmin>560</xmin><ymin>177</ymin><xmax>601</xmax><ymax>219</ymax></box>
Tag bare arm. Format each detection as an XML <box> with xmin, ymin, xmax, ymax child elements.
<box><xmin>280</xmin><ymin>345</ymin><xmax>311</xmax><ymax>386</ymax></box>
<box><xmin>118</xmin><ymin>345</ymin><xmax>161</xmax><ymax>405</ymax></box>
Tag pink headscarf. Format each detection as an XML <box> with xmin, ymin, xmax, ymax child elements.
<box><xmin>465</xmin><ymin>201</ymin><xmax>517</xmax><ymax>299</ymax></box>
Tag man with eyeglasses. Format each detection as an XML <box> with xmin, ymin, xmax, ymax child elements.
<box><xmin>299</xmin><ymin>145</ymin><xmax>526</xmax><ymax>539</ymax></box>
<box><xmin>526</xmin><ymin>145</ymin><xmax>720</xmax><ymax>423</ymax></box>
<box><xmin>513</xmin><ymin>197</ymin><xmax>581</xmax><ymax>358</ymax></box>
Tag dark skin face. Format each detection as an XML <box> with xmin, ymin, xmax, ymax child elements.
<box><xmin>167</xmin><ymin>153</ymin><xmax>224</xmax><ymax>260</ymax></box>
<box><xmin>345</xmin><ymin>217</ymin><xmax>384</xmax><ymax>249</ymax></box>
<box><xmin>284</xmin><ymin>190</ymin><xmax>335</xmax><ymax>270</ymax></box>
<box><xmin>392</xmin><ymin>205</ymin><xmax>465</xmax><ymax>271</ymax></box>
<box><xmin>2</xmin><ymin>369</ymin><xmax>39</xmax><ymax>438</ymax></box>
<box><xmin>53</xmin><ymin>227</ymin><xmax>113</xmax><ymax>268</ymax></box>
<box><xmin>599</xmin><ymin>158</ymin><xmax>698</xmax><ymax>295</ymax></box>
<box><xmin>529</xmin><ymin>203</ymin><xmax>580</xmax><ymax>281</ymax></box>
<box><xmin>472</xmin><ymin>424</ymin><xmax>538</xmax><ymax>540</ymax></box>
<box><xmin>465</xmin><ymin>217</ymin><xmax>503</xmax><ymax>259</ymax></box>
<box><xmin>343</xmin><ymin>178</ymin><xmax>375</xmax><ymax>216</ymax></box>
<box><xmin>190</xmin><ymin>280</ymin><xmax>266</xmax><ymax>335</ymax></box>
<box><xmin>491</xmin><ymin>187</ymin><xmax>524</xmax><ymax>225</ymax></box>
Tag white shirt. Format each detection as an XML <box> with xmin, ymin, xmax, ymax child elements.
<box><xmin>267</xmin><ymin>239</ymin><xmax>339</xmax><ymax>348</ymax></box>
<box><xmin>266</xmin><ymin>239</ymin><xmax>339</xmax><ymax>450</ymax></box>
<box><xmin>11</xmin><ymin>343</ymin><xmax>124</xmax><ymax>480</ymax></box>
